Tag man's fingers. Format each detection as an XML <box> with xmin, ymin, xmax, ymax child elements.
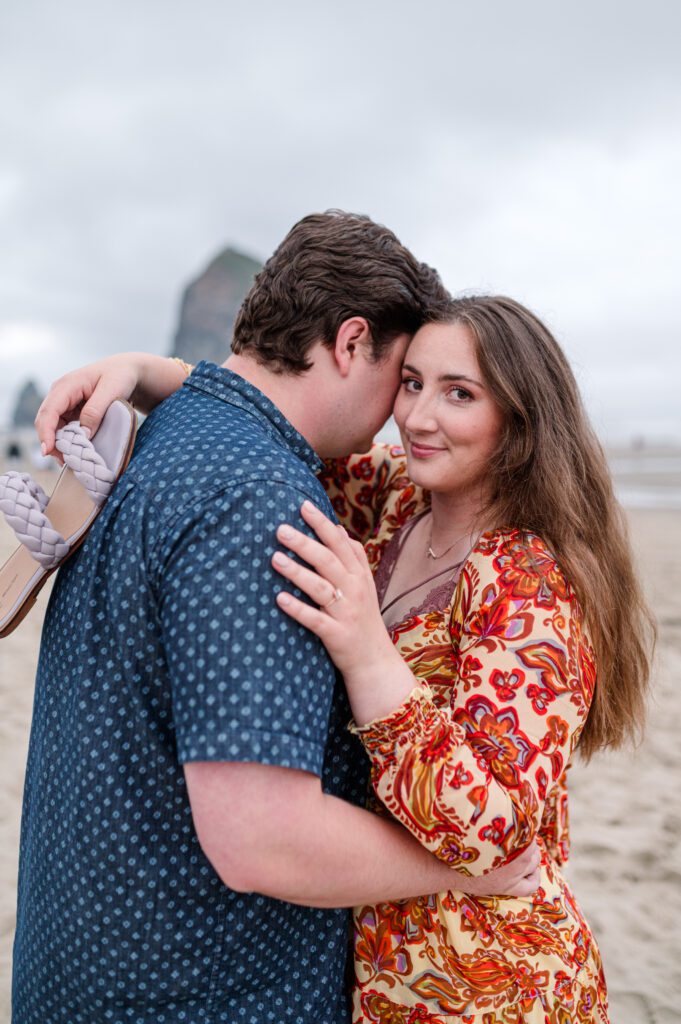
<box><xmin>513</xmin><ymin>842</ymin><xmax>540</xmax><ymax>876</ymax></box>
<box><xmin>511</xmin><ymin>842</ymin><xmax>538</xmax><ymax>874</ymax></box>
<box><xmin>524</xmin><ymin>864</ymin><xmax>541</xmax><ymax>890</ymax></box>
<box><xmin>512</xmin><ymin>870</ymin><xmax>540</xmax><ymax>898</ymax></box>
<box><xmin>515</xmin><ymin>847</ymin><xmax>541</xmax><ymax>896</ymax></box>
<box><xmin>499</xmin><ymin>862</ymin><xmax>540</xmax><ymax>899</ymax></box>
<box><xmin>497</xmin><ymin>842</ymin><xmax>542</xmax><ymax>898</ymax></box>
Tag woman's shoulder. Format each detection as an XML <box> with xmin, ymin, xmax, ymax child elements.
<box><xmin>462</xmin><ymin>526</ymin><xmax>575</xmax><ymax>611</ymax></box>
<box><xmin>318</xmin><ymin>443</ymin><xmax>425</xmax><ymax>546</ymax></box>
<box><xmin>319</xmin><ymin>442</ymin><xmax>407</xmax><ymax>487</ymax></box>
<box><xmin>452</xmin><ymin>528</ymin><xmax>596</xmax><ymax>730</ymax></box>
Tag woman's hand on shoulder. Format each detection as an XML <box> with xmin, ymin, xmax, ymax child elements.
<box><xmin>35</xmin><ymin>352</ymin><xmax>186</xmax><ymax>460</ymax></box>
<box><xmin>273</xmin><ymin>501</ymin><xmax>417</xmax><ymax>724</ymax></box>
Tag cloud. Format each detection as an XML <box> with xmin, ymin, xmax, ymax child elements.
<box><xmin>0</xmin><ymin>322</ymin><xmax>58</xmax><ymax>360</ymax></box>
<box><xmin>1</xmin><ymin>0</ymin><xmax>679</xmax><ymax>438</ymax></box>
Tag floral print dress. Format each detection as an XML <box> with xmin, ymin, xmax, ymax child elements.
<box><xmin>319</xmin><ymin>445</ymin><xmax>609</xmax><ymax>1024</ymax></box>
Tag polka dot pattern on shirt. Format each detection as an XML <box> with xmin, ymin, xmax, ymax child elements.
<box><xmin>13</xmin><ymin>362</ymin><xmax>366</xmax><ymax>1024</ymax></box>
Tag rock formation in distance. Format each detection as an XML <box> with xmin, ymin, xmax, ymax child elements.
<box><xmin>170</xmin><ymin>248</ymin><xmax>263</xmax><ymax>366</ymax></box>
<box><xmin>12</xmin><ymin>380</ymin><xmax>45</xmax><ymax>428</ymax></box>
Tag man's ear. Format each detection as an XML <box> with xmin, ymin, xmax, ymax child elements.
<box><xmin>332</xmin><ymin>317</ymin><xmax>372</xmax><ymax>378</ymax></box>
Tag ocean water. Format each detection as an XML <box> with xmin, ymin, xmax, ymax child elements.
<box><xmin>3</xmin><ymin>430</ymin><xmax>681</xmax><ymax>510</ymax></box>
<box><xmin>614</xmin><ymin>484</ymin><xmax>681</xmax><ymax>509</ymax></box>
<box><xmin>375</xmin><ymin>423</ymin><xmax>681</xmax><ymax>510</ymax></box>
<box><xmin>609</xmin><ymin>450</ymin><xmax>681</xmax><ymax>509</ymax></box>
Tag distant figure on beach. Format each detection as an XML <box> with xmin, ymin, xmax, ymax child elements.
<box><xmin>6</xmin><ymin>442</ymin><xmax>21</xmax><ymax>463</ymax></box>
<box><xmin>13</xmin><ymin>213</ymin><xmax>537</xmax><ymax>1024</ymax></box>
<box><xmin>29</xmin><ymin>230</ymin><xmax>654</xmax><ymax>1022</ymax></box>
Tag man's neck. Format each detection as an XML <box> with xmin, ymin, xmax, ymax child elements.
<box><xmin>222</xmin><ymin>353</ymin><xmax>324</xmax><ymax>455</ymax></box>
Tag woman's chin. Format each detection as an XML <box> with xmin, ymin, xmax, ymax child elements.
<box><xmin>405</xmin><ymin>455</ymin><xmax>441</xmax><ymax>490</ymax></box>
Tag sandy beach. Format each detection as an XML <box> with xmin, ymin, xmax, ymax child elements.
<box><xmin>0</xmin><ymin>477</ymin><xmax>679</xmax><ymax>1023</ymax></box>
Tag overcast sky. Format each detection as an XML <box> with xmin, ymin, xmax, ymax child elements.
<box><xmin>1</xmin><ymin>0</ymin><xmax>679</xmax><ymax>440</ymax></box>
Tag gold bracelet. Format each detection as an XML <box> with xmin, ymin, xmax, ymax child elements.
<box><xmin>170</xmin><ymin>356</ymin><xmax>193</xmax><ymax>378</ymax></box>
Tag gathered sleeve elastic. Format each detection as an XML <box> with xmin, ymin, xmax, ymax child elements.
<box><xmin>317</xmin><ymin>444</ymin><xmax>427</xmax><ymax>547</ymax></box>
<box><xmin>351</xmin><ymin>530</ymin><xmax>596</xmax><ymax>875</ymax></box>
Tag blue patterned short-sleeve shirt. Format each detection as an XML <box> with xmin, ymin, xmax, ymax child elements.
<box><xmin>13</xmin><ymin>362</ymin><xmax>367</xmax><ymax>1024</ymax></box>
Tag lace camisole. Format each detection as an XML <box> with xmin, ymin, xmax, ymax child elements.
<box><xmin>374</xmin><ymin>512</ymin><xmax>469</xmax><ymax>632</ymax></box>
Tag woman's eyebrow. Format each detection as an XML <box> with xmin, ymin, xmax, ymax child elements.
<box><xmin>440</xmin><ymin>373</ymin><xmax>483</xmax><ymax>387</ymax></box>
<box><xmin>402</xmin><ymin>364</ymin><xmax>482</xmax><ymax>387</ymax></box>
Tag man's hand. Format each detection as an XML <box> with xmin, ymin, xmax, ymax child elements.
<box><xmin>460</xmin><ymin>841</ymin><xmax>542</xmax><ymax>899</ymax></box>
<box><xmin>183</xmin><ymin>760</ymin><xmax>542</xmax><ymax>907</ymax></box>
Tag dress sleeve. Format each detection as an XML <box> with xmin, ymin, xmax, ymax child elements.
<box><xmin>317</xmin><ymin>443</ymin><xmax>425</xmax><ymax>545</ymax></box>
<box><xmin>169</xmin><ymin>356</ymin><xmax>195</xmax><ymax>377</ymax></box>
<box><xmin>351</xmin><ymin>530</ymin><xmax>596</xmax><ymax>875</ymax></box>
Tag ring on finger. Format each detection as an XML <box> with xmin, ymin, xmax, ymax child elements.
<box><xmin>322</xmin><ymin>587</ymin><xmax>344</xmax><ymax>609</ymax></box>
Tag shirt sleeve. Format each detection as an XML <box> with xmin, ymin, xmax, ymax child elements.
<box><xmin>153</xmin><ymin>478</ymin><xmax>338</xmax><ymax>772</ymax></box>
<box><xmin>317</xmin><ymin>444</ymin><xmax>426</xmax><ymax>547</ymax></box>
<box><xmin>351</xmin><ymin>530</ymin><xmax>595</xmax><ymax>875</ymax></box>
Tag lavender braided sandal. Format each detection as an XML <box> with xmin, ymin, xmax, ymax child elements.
<box><xmin>0</xmin><ymin>399</ymin><xmax>137</xmax><ymax>638</ymax></box>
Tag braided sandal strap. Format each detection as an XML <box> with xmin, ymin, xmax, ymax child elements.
<box><xmin>4</xmin><ymin>471</ymin><xmax>50</xmax><ymax>512</ymax></box>
<box><xmin>0</xmin><ymin>471</ymin><xmax>70</xmax><ymax>568</ymax></box>
<box><xmin>55</xmin><ymin>422</ymin><xmax>116</xmax><ymax>507</ymax></box>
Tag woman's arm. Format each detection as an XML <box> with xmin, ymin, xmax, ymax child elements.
<box><xmin>318</xmin><ymin>445</ymin><xmax>427</xmax><ymax>546</ymax></box>
<box><xmin>273</xmin><ymin>506</ymin><xmax>593</xmax><ymax>876</ymax></box>
<box><xmin>35</xmin><ymin>352</ymin><xmax>188</xmax><ymax>458</ymax></box>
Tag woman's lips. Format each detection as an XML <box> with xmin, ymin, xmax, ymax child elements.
<box><xmin>409</xmin><ymin>441</ymin><xmax>446</xmax><ymax>458</ymax></box>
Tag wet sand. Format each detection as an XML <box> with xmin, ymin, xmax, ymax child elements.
<box><xmin>0</xmin><ymin>489</ymin><xmax>679</xmax><ymax>1023</ymax></box>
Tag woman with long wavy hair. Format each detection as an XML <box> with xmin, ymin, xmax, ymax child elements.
<box><xmin>268</xmin><ymin>295</ymin><xmax>654</xmax><ymax>1022</ymax></box>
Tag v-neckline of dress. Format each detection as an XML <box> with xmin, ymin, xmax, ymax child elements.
<box><xmin>375</xmin><ymin>512</ymin><xmax>471</xmax><ymax>633</ymax></box>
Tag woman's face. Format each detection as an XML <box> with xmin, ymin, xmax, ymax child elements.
<box><xmin>393</xmin><ymin>321</ymin><xmax>506</xmax><ymax>500</ymax></box>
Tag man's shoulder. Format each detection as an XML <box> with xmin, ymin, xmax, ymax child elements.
<box><xmin>130</xmin><ymin>389</ymin><xmax>329</xmax><ymax>520</ymax></box>
<box><xmin>128</xmin><ymin>392</ymin><xmax>335</xmax><ymax>573</ymax></box>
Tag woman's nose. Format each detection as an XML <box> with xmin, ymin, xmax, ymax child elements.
<box><xmin>404</xmin><ymin>393</ymin><xmax>438</xmax><ymax>434</ymax></box>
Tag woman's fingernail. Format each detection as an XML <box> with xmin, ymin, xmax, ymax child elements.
<box><xmin>302</xmin><ymin>500</ymin><xmax>316</xmax><ymax>514</ymax></box>
<box><xmin>40</xmin><ymin>443</ymin><xmax>47</xmax><ymax>456</ymax></box>
<box><xmin>278</xmin><ymin>524</ymin><xmax>293</xmax><ymax>540</ymax></box>
<box><xmin>277</xmin><ymin>592</ymin><xmax>291</xmax><ymax>606</ymax></box>
<box><xmin>272</xmin><ymin>552</ymin><xmax>288</xmax><ymax>566</ymax></box>
<box><xmin>82</xmin><ymin>426</ymin><xmax>91</xmax><ymax>440</ymax></box>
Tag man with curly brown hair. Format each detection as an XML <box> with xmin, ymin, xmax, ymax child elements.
<box><xmin>22</xmin><ymin>212</ymin><xmax>535</xmax><ymax>1024</ymax></box>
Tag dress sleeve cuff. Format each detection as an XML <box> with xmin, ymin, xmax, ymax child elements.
<box><xmin>348</xmin><ymin>683</ymin><xmax>440</xmax><ymax>757</ymax></box>
<box><xmin>170</xmin><ymin>356</ymin><xmax>194</xmax><ymax>378</ymax></box>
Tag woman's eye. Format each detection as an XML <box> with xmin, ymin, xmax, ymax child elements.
<box><xmin>402</xmin><ymin>377</ymin><xmax>421</xmax><ymax>392</ymax></box>
<box><xmin>449</xmin><ymin>386</ymin><xmax>473</xmax><ymax>401</ymax></box>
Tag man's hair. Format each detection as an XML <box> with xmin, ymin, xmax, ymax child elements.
<box><xmin>232</xmin><ymin>210</ymin><xmax>450</xmax><ymax>373</ymax></box>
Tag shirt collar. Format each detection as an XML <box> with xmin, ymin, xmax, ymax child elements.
<box><xmin>183</xmin><ymin>360</ymin><xmax>323</xmax><ymax>474</ymax></box>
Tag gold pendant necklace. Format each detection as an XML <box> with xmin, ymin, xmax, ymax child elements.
<box><xmin>426</xmin><ymin>517</ymin><xmax>471</xmax><ymax>560</ymax></box>
<box><xmin>427</xmin><ymin>537</ymin><xmax>463</xmax><ymax>560</ymax></box>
